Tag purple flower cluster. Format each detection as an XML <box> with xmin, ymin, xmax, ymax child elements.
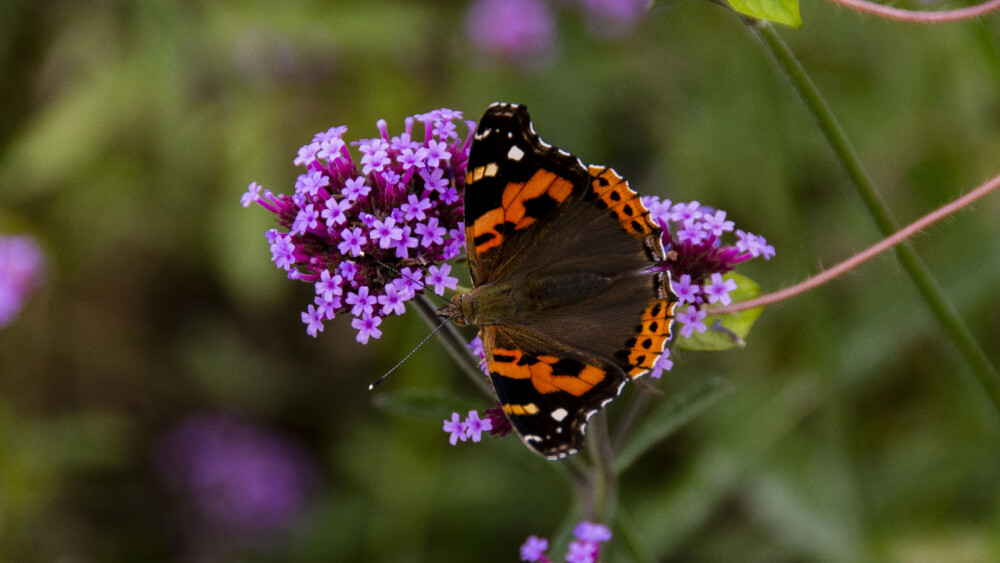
<box><xmin>443</xmin><ymin>410</ymin><xmax>494</xmax><ymax>445</ymax></box>
<box><xmin>521</xmin><ymin>521</ymin><xmax>612</xmax><ymax>563</ymax></box>
<box><xmin>243</xmin><ymin>109</ymin><xmax>471</xmax><ymax>341</ymax></box>
<box><xmin>0</xmin><ymin>234</ymin><xmax>45</xmax><ymax>328</ymax></box>
<box><xmin>155</xmin><ymin>414</ymin><xmax>317</xmax><ymax>545</ymax></box>
<box><xmin>643</xmin><ymin>196</ymin><xmax>775</xmax><ymax>340</ymax></box>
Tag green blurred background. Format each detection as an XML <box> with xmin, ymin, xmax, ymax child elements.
<box><xmin>2</xmin><ymin>1</ymin><xmax>999</xmax><ymax>561</ymax></box>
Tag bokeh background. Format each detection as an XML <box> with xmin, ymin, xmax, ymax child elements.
<box><xmin>2</xmin><ymin>1</ymin><xmax>1000</xmax><ymax>561</ymax></box>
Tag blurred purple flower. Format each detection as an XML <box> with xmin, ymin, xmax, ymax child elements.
<box><xmin>156</xmin><ymin>414</ymin><xmax>317</xmax><ymax>544</ymax></box>
<box><xmin>519</xmin><ymin>520</ymin><xmax>611</xmax><ymax>562</ymax></box>
<box><xmin>465</xmin><ymin>0</ymin><xmax>556</xmax><ymax>65</ymax></box>
<box><xmin>578</xmin><ymin>0</ymin><xmax>650</xmax><ymax>38</ymax></box>
<box><xmin>0</xmin><ymin>234</ymin><xmax>46</xmax><ymax>328</ymax></box>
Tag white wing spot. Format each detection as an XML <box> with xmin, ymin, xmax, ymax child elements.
<box><xmin>507</xmin><ymin>145</ymin><xmax>525</xmax><ymax>161</ymax></box>
<box><xmin>551</xmin><ymin>408</ymin><xmax>568</xmax><ymax>422</ymax></box>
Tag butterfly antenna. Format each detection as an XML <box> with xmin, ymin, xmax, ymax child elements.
<box><xmin>368</xmin><ymin>313</ymin><xmax>457</xmax><ymax>390</ymax></box>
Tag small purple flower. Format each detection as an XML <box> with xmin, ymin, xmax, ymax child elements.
<box><xmin>342</xmin><ymin>177</ymin><xmax>371</xmax><ymax>201</ymax></box>
<box><xmin>670</xmin><ymin>200</ymin><xmax>702</xmax><ymax>223</ymax></box>
<box><xmin>736</xmin><ymin>229</ymin><xmax>776</xmax><ymax>260</ymax></box>
<box><xmin>426</xmin><ymin>263</ymin><xmax>459</xmax><ymax>295</ymax></box>
<box><xmin>393</xmin><ymin>225</ymin><xmax>420</xmax><ymax>259</ymax></box>
<box><xmin>673</xmin><ymin>274</ymin><xmax>701</xmax><ymax>305</ymax></box>
<box><xmin>464</xmin><ymin>410</ymin><xmax>493</xmax><ymax>442</ymax></box>
<box><xmin>573</xmin><ymin>521</ymin><xmax>612</xmax><ymax>543</ymax></box>
<box><xmin>397</xmin><ymin>146</ymin><xmax>429</xmax><ymax>170</ymax></box>
<box><xmin>676</xmin><ymin>219</ymin><xmax>709</xmax><ymax>245</ymax></box>
<box><xmin>565</xmin><ymin>540</ymin><xmax>598</xmax><ymax>563</ymax></box>
<box><xmin>421</xmin><ymin>168</ymin><xmax>450</xmax><ymax>192</ymax></box>
<box><xmin>649</xmin><ymin>348</ymin><xmax>673</xmax><ymax>379</ymax></box>
<box><xmin>424</xmin><ymin>139</ymin><xmax>452</xmax><ymax>167</ymax></box>
<box><xmin>468</xmin><ymin>335</ymin><xmax>489</xmax><ymax>376</ymax></box>
<box><xmin>642</xmin><ymin>195</ymin><xmax>672</xmax><ymax>228</ymax></box>
<box><xmin>270</xmin><ymin>234</ymin><xmax>296</xmax><ymax>270</ymax></box>
<box><xmin>295</xmin><ymin>170</ymin><xmax>330</xmax><ymax>197</ymax></box>
<box><xmin>0</xmin><ymin>234</ymin><xmax>46</xmax><ymax>328</ymax></box>
<box><xmin>346</xmin><ymin>286</ymin><xmax>377</xmax><ymax>317</ymax></box>
<box><xmin>520</xmin><ymin>535</ymin><xmax>549</xmax><ymax>562</ymax></box>
<box><xmin>301</xmin><ymin>304</ymin><xmax>325</xmax><ymax>337</ymax></box>
<box><xmin>351</xmin><ymin>313</ymin><xmax>382</xmax><ymax>344</ymax></box>
<box><xmin>337</xmin><ymin>227</ymin><xmax>367</xmax><ymax>257</ymax></box>
<box><xmin>321</xmin><ymin>197</ymin><xmax>352</xmax><ymax>227</ymax></box>
<box><xmin>241</xmin><ymin>182</ymin><xmax>262</xmax><ymax>207</ymax></box>
<box><xmin>395</xmin><ymin>267</ymin><xmax>424</xmax><ymax>294</ymax></box>
<box><xmin>401</xmin><ymin>194</ymin><xmax>433</xmax><ymax>222</ymax></box>
<box><xmin>676</xmin><ymin>305</ymin><xmax>708</xmax><ymax>338</ymax></box>
<box><xmin>443</xmin><ymin>412</ymin><xmax>468</xmax><ymax>445</ymax></box>
<box><xmin>291</xmin><ymin>203</ymin><xmax>320</xmax><ymax>235</ymax></box>
<box><xmin>704</xmin><ymin>272</ymin><xmax>738</xmax><ymax>306</ymax></box>
<box><xmin>702</xmin><ymin>209</ymin><xmax>735</xmax><ymax>237</ymax></box>
<box><xmin>315</xmin><ymin>270</ymin><xmax>343</xmax><ymax>302</ymax></box>
<box><xmin>378</xmin><ymin>283</ymin><xmax>408</xmax><ymax>316</ymax></box>
<box><xmin>370</xmin><ymin>216</ymin><xmax>403</xmax><ymax>250</ymax></box>
<box><xmin>517</xmin><ymin>520</ymin><xmax>611</xmax><ymax>563</ymax></box>
<box><xmin>415</xmin><ymin>217</ymin><xmax>447</xmax><ymax>247</ymax></box>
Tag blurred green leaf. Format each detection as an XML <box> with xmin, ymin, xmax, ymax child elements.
<box><xmin>726</xmin><ymin>0</ymin><xmax>802</xmax><ymax>28</ymax></box>
<box><xmin>676</xmin><ymin>273</ymin><xmax>764</xmax><ymax>352</ymax></box>
<box><xmin>616</xmin><ymin>376</ymin><xmax>734</xmax><ymax>473</ymax></box>
<box><xmin>370</xmin><ymin>387</ymin><xmax>477</xmax><ymax>421</ymax></box>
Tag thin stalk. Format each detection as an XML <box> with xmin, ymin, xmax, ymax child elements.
<box><xmin>750</xmin><ymin>21</ymin><xmax>1000</xmax><ymax>415</ymax></box>
<box><xmin>712</xmin><ymin>173</ymin><xmax>1000</xmax><ymax>314</ymax></box>
<box><xmin>586</xmin><ymin>411</ymin><xmax>618</xmax><ymax>523</ymax></box>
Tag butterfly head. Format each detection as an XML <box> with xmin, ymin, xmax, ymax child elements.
<box><xmin>436</xmin><ymin>291</ymin><xmax>475</xmax><ymax>327</ymax></box>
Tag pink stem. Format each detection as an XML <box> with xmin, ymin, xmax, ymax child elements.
<box><xmin>710</xmin><ymin>172</ymin><xmax>1000</xmax><ymax>315</ymax></box>
<box><xmin>827</xmin><ymin>0</ymin><xmax>1000</xmax><ymax>23</ymax></box>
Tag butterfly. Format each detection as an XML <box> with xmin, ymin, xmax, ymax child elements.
<box><xmin>438</xmin><ymin>103</ymin><xmax>677</xmax><ymax>459</ymax></box>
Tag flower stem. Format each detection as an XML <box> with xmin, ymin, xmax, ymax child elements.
<box><xmin>412</xmin><ymin>294</ymin><xmax>494</xmax><ymax>398</ymax></box>
<box><xmin>712</xmin><ymin>173</ymin><xmax>1000</xmax><ymax>314</ymax></box>
<box><xmin>823</xmin><ymin>0</ymin><xmax>1000</xmax><ymax>23</ymax></box>
<box><xmin>749</xmin><ymin>22</ymin><xmax>1000</xmax><ymax>415</ymax></box>
<box><xmin>586</xmin><ymin>411</ymin><xmax>618</xmax><ymax>523</ymax></box>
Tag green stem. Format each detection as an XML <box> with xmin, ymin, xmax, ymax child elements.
<box><xmin>412</xmin><ymin>294</ymin><xmax>494</xmax><ymax>398</ymax></box>
<box><xmin>586</xmin><ymin>411</ymin><xmax>618</xmax><ymax>523</ymax></box>
<box><xmin>750</xmin><ymin>21</ymin><xmax>1000</xmax><ymax>415</ymax></box>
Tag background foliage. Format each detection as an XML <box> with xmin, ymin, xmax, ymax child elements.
<box><xmin>1</xmin><ymin>1</ymin><xmax>999</xmax><ymax>561</ymax></box>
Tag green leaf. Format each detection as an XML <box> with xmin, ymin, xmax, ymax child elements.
<box><xmin>370</xmin><ymin>387</ymin><xmax>477</xmax><ymax>421</ymax></box>
<box><xmin>676</xmin><ymin>273</ymin><xmax>764</xmax><ymax>352</ymax></box>
<box><xmin>616</xmin><ymin>377</ymin><xmax>734</xmax><ymax>473</ymax></box>
<box><xmin>726</xmin><ymin>0</ymin><xmax>802</xmax><ymax>28</ymax></box>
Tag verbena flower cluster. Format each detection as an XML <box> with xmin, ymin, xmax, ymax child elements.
<box><xmin>0</xmin><ymin>234</ymin><xmax>45</xmax><ymax>328</ymax></box>
<box><xmin>643</xmin><ymin>196</ymin><xmax>775</xmax><ymax>340</ymax></box>
<box><xmin>243</xmin><ymin>109</ymin><xmax>471</xmax><ymax>342</ymax></box>
<box><xmin>520</xmin><ymin>521</ymin><xmax>612</xmax><ymax>563</ymax></box>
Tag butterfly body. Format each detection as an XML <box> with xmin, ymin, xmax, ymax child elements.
<box><xmin>440</xmin><ymin>103</ymin><xmax>677</xmax><ymax>459</ymax></box>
